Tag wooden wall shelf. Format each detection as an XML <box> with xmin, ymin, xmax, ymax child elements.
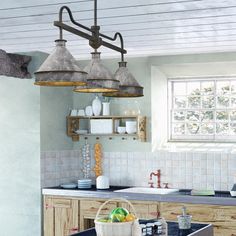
<box><xmin>66</xmin><ymin>115</ymin><xmax>146</xmax><ymax>142</ymax></box>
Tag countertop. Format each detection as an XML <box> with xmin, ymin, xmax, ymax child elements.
<box><xmin>42</xmin><ymin>186</ymin><xmax>236</xmax><ymax>206</ymax></box>
<box><xmin>71</xmin><ymin>221</ymin><xmax>213</xmax><ymax>236</ymax></box>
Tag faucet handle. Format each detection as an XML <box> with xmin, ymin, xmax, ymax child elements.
<box><xmin>148</xmin><ymin>181</ymin><xmax>154</xmax><ymax>188</ymax></box>
<box><xmin>163</xmin><ymin>182</ymin><xmax>169</xmax><ymax>189</ymax></box>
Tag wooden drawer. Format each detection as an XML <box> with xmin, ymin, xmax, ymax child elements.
<box><xmin>119</xmin><ymin>201</ymin><xmax>159</xmax><ymax>219</ymax></box>
<box><xmin>52</xmin><ymin>198</ymin><xmax>72</xmax><ymax>208</ymax></box>
<box><xmin>80</xmin><ymin>199</ymin><xmax>117</xmax><ymax>218</ymax></box>
<box><xmin>160</xmin><ymin>202</ymin><xmax>236</xmax><ymax>236</ymax></box>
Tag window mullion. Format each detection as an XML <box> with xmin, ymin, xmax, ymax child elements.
<box><xmin>213</xmin><ymin>79</ymin><xmax>217</xmax><ymax>141</ymax></box>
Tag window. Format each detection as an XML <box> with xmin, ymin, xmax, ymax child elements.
<box><xmin>168</xmin><ymin>78</ymin><xmax>236</xmax><ymax>142</ymax></box>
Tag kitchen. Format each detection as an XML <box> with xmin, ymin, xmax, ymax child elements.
<box><xmin>0</xmin><ymin>0</ymin><xmax>236</xmax><ymax>236</ymax></box>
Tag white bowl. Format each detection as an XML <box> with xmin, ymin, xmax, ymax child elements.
<box><xmin>117</xmin><ymin>126</ymin><xmax>126</xmax><ymax>134</ymax></box>
<box><xmin>74</xmin><ymin>130</ymin><xmax>88</xmax><ymax>134</ymax></box>
<box><xmin>85</xmin><ymin>106</ymin><xmax>93</xmax><ymax>116</ymax></box>
<box><xmin>78</xmin><ymin>109</ymin><xmax>85</xmax><ymax>116</ymax></box>
<box><xmin>60</xmin><ymin>183</ymin><xmax>77</xmax><ymax>189</ymax></box>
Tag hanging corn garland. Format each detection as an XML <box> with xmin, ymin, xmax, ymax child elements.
<box><xmin>93</xmin><ymin>142</ymin><xmax>103</xmax><ymax>177</ymax></box>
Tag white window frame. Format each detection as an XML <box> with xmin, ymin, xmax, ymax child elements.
<box><xmin>168</xmin><ymin>76</ymin><xmax>236</xmax><ymax>143</ymax></box>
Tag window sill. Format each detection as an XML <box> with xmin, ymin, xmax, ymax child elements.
<box><xmin>156</xmin><ymin>141</ymin><xmax>236</xmax><ymax>154</ymax></box>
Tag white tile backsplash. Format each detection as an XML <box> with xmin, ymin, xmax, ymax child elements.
<box><xmin>41</xmin><ymin>150</ymin><xmax>236</xmax><ymax>191</ymax></box>
<box><xmin>41</xmin><ymin>150</ymin><xmax>82</xmax><ymax>187</ymax></box>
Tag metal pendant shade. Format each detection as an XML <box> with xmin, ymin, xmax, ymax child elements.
<box><xmin>34</xmin><ymin>40</ymin><xmax>87</xmax><ymax>86</ymax></box>
<box><xmin>74</xmin><ymin>52</ymin><xmax>120</xmax><ymax>93</ymax></box>
<box><xmin>103</xmin><ymin>62</ymin><xmax>143</xmax><ymax>97</ymax></box>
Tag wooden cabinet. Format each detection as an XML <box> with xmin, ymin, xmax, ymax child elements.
<box><xmin>119</xmin><ymin>200</ymin><xmax>159</xmax><ymax>219</ymax></box>
<box><xmin>67</xmin><ymin>115</ymin><xmax>146</xmax><ymax>142</ymax></box>
<box><xmin>79</xmin><ymin>199</ymin><xmax>117</xmax><ymax>231</ymax></box>
<box><xmin>44</xmin><ymin>196</ymin><xmax>79</xmax><ymax>236</ymax></box>
<box><xmin>43</xmin><ymin>196</ymin><xmax>236</xmax><ymax>236</ymax></box>
<box><xmin>160</xmin><ymin>202</ymin><xmax>236</xmax><ymax>236</ymax></box>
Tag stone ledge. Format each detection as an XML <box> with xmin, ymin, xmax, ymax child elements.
<box><xmin>0</xmin><ymin>49</ymin><xmax>31</xmax><ymax>78</ymax></box>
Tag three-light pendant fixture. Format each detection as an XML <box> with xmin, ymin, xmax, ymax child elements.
<box><xmin>34</xmin><ymin>0</ymin><xmax>143</xmax><ymax>97</ymax></box>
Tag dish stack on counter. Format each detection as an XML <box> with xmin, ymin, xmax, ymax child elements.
<box><xmin>78</xmin><ymin>179</ymin><xmax>92</xmax><ymax>189</ymax></box>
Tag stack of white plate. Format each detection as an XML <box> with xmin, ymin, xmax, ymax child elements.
<box><xmin>78</xmin><ymin>179</ymin><xmax>92</xmax><ymax>189</ymax></box>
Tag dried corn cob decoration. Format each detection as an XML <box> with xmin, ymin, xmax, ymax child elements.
<box><xmin>93</xmin><ymin>142</ymin><xmax>102</xmax><ymax>177</ymax></box>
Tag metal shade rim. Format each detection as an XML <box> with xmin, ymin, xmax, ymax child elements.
<box><xmin>87</xmin><ymin>78</ymin><xmax>120</xmax><ymax>83</ymax></box>
<box><xmin>35</xmin><ymin>70</ymin><xmax>87</xmax><ymax>74</ymax></box>
<box><xmin>102</xmin><ymin>92</ymin><xmax>144</xmax><ymax>97</ymax></box>
<box><xmin>34</xmin><ymin>81</ymin><xmax>86</xmax><ymax>86</ymax></box>
<box><xmin>73</xmin><ymin>88</ymin><xmax>119</xmax><ymax>93</ymax></box>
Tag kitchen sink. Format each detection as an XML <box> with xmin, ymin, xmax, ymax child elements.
<box><xmin>114</xmin><ymin>187</ymin><xmax>179</xmax><ymax>195</ymax></box>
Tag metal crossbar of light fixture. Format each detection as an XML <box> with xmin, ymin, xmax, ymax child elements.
<box><xmin>34</xmin><ymin>0</ymin><xmax>143</xmax><ymax>97</ymax></box>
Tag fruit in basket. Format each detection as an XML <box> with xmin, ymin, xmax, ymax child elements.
<box><xmin>125</xmin><ymin>213</ymin><xmax>136</xmax><ymax>222</ymax></box>
<box><xmin>110</xmin><ymin>207</ymin><xmax>129</xmax><ymax>217</ymax></box>
<box><xmin>110</xmin><ymin>213</ymin><xmax>126</xmax><ymax>222</ymax></box>
<box><xmin>109</xmin><ymin>207</ymin><xmax>130</xmax><ymax>222</ymax></box>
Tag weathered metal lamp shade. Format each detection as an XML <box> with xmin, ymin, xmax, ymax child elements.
<box><xmin>34</xmin><ymin>40</ymin><xmax>87</xmax><ymax>86</ymax></box>
<box><xmin>74</xmin><ymin>52</ymin><xmax>119</xmax><ymax>93</ymax></box>
<box><xmin>103</xmin><ymin>62</ymin><xmax>143</xmax><ymax>97</ymax></box>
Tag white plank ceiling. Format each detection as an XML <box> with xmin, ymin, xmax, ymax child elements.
<box><xmin>1</xmin><ymin>0</ymin><xmax>236</xmax><ymax>59</ymax></box>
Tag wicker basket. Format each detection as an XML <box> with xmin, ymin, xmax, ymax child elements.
<box><xmin>94</xmin><ymin>198</ymin><xmax>141</xmax><ymax>236</ymax></box>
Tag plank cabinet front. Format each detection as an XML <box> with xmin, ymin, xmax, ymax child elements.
<box><xmin>44</xmin><ymin>196</ymin><xmax>236</xmax><ymax>236</ymax></box>
<box><xmin>44</xmin><ymin>197</ymin><xmax>79</xmax><ymax>236</ymax></box>
<box><xmin>160</xmin><ymin>202</ymin><xmax>236</xmax><ymax>236</ymax></box>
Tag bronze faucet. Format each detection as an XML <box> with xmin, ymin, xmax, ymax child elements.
<box><xmin>149</xmin><ymin>169</ymin><xmax>161</xmax><ymax>188</ymax></box>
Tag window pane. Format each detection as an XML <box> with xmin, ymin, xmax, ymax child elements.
<box><xmin>188</xmin><ymin>96</ymin><xmax>200</xmax><ymax>108</ymax></box>
<box><xmin>172</xmin><ymin>123</ymin><xmax>185</xmax><ymax>135</ymax></box>
<box><xmin>216</xmin><ymin>111</ymin><xmax>229</xmax><ymax>121</ymax></box>
<box><xmin>187</xmin><ymin>111</ymin><xmax>200</xmax><ymax>122</ymax></box>
<box><xmin>216</xmin><ymin>123</ymin><xmax>229</xmax><ymax>134</ymax></box>
<box><xmin>201</xmin><ymin>123</ymin><xmax>214</xmax><ymax>134</ymax></box>
<box><xmin>201</xmin><ymin>111</ymin><xmax>214</xmax><ymax>121</ymax></box>
<box><xmin>216</xmin><ymin>81</ymin><xmax>230</xmax><ymax>95</ymax></box>
<box><xmin>217</xmin><ymin>96</ymin><xmax>229</xmax><ymax>108</ymax></box>
<box><xmin>231</xmin><ymin>81</ymin><xmax>236</xmax><ymax>94</ymax></box>
<box><xmin>174</xmin><ymin>96</ymin><xmax>187</xmax><ymax>108</ymax></box>
<box><xmin>201</xmin><ymin>81</ymin><xmax>214</xmax><ymax>95</ymax></box>
<box><xmin>202</xmin><ymin>96</ymin><xmax>214</xmax><ymax>108</ymax></box>
<box><xmin>187</xmin><ymin>82</ymin><xmax>200</xmax><ymax>96</ymax></box>
<box><xmin>187</xmin><ymin>123</ymin><xmax>200</xmax><ymax>134</ymax></box>
<box><xmin>230</xmin><ymin>111</ymin><xmax>236</xmax><ymax>121</ymax></box>
<box><xmin>173</xmin><ymin>82</ymin><xmax>186</xmax><ymax>95</ymax></box>
<box><xmin>230</xmin><ymin>123</ymin><xmax>236</xmax><ymax>135</ymax></box>
<box><xmin>173</xmin><ymin>111</ymin><xmax>185</xmax><ymax>121</ymax></box>
<box><xmin>231</xmin><ymin>97</ymin><xmax>236</xmax><ymax>108</ymax></box>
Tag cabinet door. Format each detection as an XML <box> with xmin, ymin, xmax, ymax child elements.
<box><xmin>44</xmin><ymin>197</ymin><xmax>54</xmax><ymax>236</ymax></box>
<box><xmin>44</xmin><ymin>197</ymin><xmax>79</xmax><ymax>236</ymax></box>
<box><xmin>80</xmin><ymin>199</ymin><xmax>117</xmax><ymax>231</ymax></box>
<box><xmin>160</xmin><ymin>202</ymin><xmax>236</xmax><ymax>236</ymax></box>
<box><xmin>119</xmin><ymin>200</ymin><xmax>159</xmax><ymax>219</ymax></box>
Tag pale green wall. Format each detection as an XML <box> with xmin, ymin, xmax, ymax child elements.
<box><xmin>40</xmin><ymin>87</ymin><xmax>73</xmax><ymax>151</ymax></box>
<box><xmin>0</xmin><ymin>51</ymin><xmax>44</xmax><ymax>236</ymax></box>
